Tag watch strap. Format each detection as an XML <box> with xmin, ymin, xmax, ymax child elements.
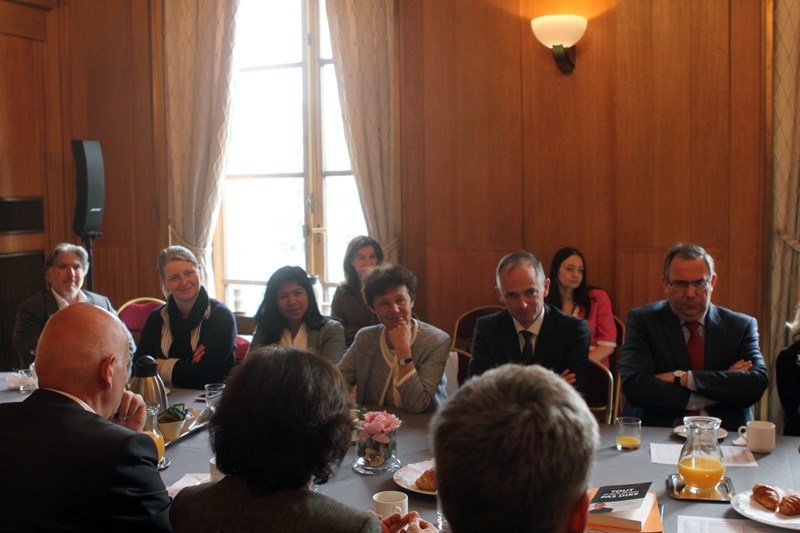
<box><xmin>397</xmin><ymin>357</ymin><xmax>413</xmax><ymax>366</ymax></box>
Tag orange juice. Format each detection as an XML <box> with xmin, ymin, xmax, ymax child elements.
<box><xmin>615</xmin><ymin>436</ymin><xmax>641</xmax><ymax>449</ymax></box>
<box><xmin>678</xmin><ymin>457</ymin><xmax>725</xmax><ymax>491</ymax></box>
<box><xmin>144</xmin><ymin>430</ymin><xmax>165</xmax><ymax>463</ymax></box>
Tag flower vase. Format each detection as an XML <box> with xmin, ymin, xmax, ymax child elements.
<box><xmin>353</xmin><ymin>426</ymin><xmax>401</xmax><ymax>475</ymax></box>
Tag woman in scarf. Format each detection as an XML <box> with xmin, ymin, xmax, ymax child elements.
<box><xmin>135</xmin><ymin>246</ymin><xmax>236</xmax><ymax>389</ymax></box>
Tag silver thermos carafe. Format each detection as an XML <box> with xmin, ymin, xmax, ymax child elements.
<box><xmin>129</xmin><ymin>355</ymin><xmax>168</xmax><ymax>413</ymax></box>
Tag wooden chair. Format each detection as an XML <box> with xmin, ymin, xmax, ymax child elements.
<box><xmin>612</xmin><ymin>315</ymin><xmax>626</xmax><ymax>420</ymax></box>
<box><xmin>118</xmin><ymin>297</ymin><xmax>165</xmax><ymax>334</ymax></box>
<box><xmin>451</xmin><ymin>347</ymin><xmax>472</xmax><ymax>387</ymax></box>
<box><xmin>451</xmin><ymin>305</ymin><xmax>504</xmax><ymax>352</ymax></box>
<box><xmin>586</xmin><ymin>358</ymin><xmax>614</xmax><ymax>424</ymax></box>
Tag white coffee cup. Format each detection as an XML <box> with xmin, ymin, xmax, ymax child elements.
<box><xmin>210</xmin><ymin>456</ymin><xmax>225</xmax><ymax>481</ymax></box>
<box><xmin>373</xmin><ymin>491</ymin><xmax>408</xmax><ymax>517</ymax></box>
<box><xmin>737</xmin><ymin>421</ymin><xmax>776</xmax><ymax>453</ymax></box>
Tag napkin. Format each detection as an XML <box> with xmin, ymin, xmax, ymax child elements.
<box><xmin>167</xmin><ymin>473</ymin><xmax>211</xmax><ymax>498</ymax></box>
<box><xmin>6</xmin><ymin>373</ymin><xmax>19</xmax><ymax>390</ymax></box>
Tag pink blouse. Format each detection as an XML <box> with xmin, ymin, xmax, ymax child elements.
<box><xmin>574</xmin><ymin>288</ymin><xmax>617</xmax><ymax>368</ymax></box>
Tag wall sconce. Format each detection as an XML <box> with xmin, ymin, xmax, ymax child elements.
<box><xmin>530</xmin><ymin>15</ymin><xmax>587</xmax><ymax>73</ymax></box>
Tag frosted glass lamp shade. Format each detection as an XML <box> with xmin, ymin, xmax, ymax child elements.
<box><xmin>530</xmin><ymin>15</ymin><xmax>587</xmax><ymax>48</ymax></box>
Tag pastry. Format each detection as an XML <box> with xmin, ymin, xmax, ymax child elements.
<box><xmin>415</xmin><ymin>468</ymin><xmax>436</xmax><ymax>491</ymax></box>
<box><xmin>751</xmin><ymin>484</ymin><xmax>779</xmax><ymax>511</ymax></box>
<box><xmin>779</xmin><ymin>495</ymin><xmax>800</xmax><ymax>516</ymax></box>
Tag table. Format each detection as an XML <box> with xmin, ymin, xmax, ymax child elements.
<box><xmin>4</xmin><ymin>376</ymin><xmax>800</xmax><ymax>531</ymax></box>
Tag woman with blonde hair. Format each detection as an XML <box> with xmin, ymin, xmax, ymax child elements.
<box><xmin>134</xmin><ymin>246</ymin><xmax>236</xmax><ymax>389</ymax></box>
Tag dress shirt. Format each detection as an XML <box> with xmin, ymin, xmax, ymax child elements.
<box><xmin>514</xmin><ymin>306</ymin><xmax>545</xmax><ymax>354</ymax></box>
<box><xmin>51</xmin><ymin>287</ymin><xmax>87</xmax><ymax>308</ymax></box>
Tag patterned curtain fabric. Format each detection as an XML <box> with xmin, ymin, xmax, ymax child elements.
<box><xmin>768</xmin><ymin>0</ymin><xmax>800</xmax><ymax>426</ymax></box>
<box><xmin>164</xmin><ymin>0</ymin><xmax>239</xmax><ymax>297</ymax></box>
<box><xmin>326</xmin><ymin>0</ymin><xmax>399</xmax><ymax>261</ymax></box>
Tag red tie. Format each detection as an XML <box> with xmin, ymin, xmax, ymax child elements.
<box><xmin>685</xmin><ymin>321</ymin><xmax>704</xmax><ymax>371</ymax></box>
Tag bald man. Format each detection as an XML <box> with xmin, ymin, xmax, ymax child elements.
<box><xmin>0</xmin><ymin>303</ymin><xmax>172</xmax><ymax>532</ymax></box>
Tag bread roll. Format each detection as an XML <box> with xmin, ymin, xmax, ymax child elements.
<box><xmin>779</xmin><ymin>495</ymin><xmax>800</xmax><ymax>516</ymax></box>
<box><xmin>415</xmin><ymin>468</ymin><xmax>436</xmax><ymax>491</ymax></box>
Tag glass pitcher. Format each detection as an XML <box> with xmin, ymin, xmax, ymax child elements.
<box><xmin>142</xmin><ymin>406</ymin><xmax>166</xmax><ymax>465</ymax></box>
<box><xmin>678</xmin><ymin>416</ymin><xmax>725</xmax><ymax>493</ymax></box>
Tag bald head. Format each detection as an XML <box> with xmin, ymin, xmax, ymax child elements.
<box><xmin>35</xmin><ymin>303</ymin><xmax>129</xmax><ymax>394</ymax></box>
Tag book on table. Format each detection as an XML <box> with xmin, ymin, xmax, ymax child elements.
<box><xmin>587</xmin><ymin>483</ymin><xmax>663</xmax><ymax>532</ymax></box>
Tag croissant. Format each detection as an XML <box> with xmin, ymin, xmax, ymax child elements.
<box><xmin>752</xmin><ymin>484</ymin><xmax>779</xmax><ymax>511</ymax></box>
<box><xmin>415</xmin><ymin>468</ymin><xmax>436</xmax><ymax>491</ymax></box>
<box><xmin>779</xmin><ymin>495</ymin><xmax>800</xmax><ymax>516</ymax></box>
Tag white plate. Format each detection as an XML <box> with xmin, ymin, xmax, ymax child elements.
<box><xmin>732</xmin><ymin>489</ymin><xmax>800</xmax><ymax>530</ymax></box>
<box><xmin>674</xmin><ymin>425</ymin><xmax>728</xmax><ymax>440</ymax></box>
<box><xmin>393</xmin><ymin>460</ymin><xmax>436</xmax><ymax>495</ymax></box>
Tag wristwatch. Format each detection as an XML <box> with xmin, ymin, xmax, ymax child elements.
<box><xmin>397</xmin><ymin>357</ymin><xmax>414</xmax><ymax>366</ymax></box>
<box><xmin>673</xmin><ymin>370</ymin><xmax>685</xmax><ymax>385</ymax></box>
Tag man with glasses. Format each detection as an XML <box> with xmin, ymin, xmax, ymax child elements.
<box><xmin>620</xmin><ymin>243</ymin><xmax>767</xmax><ymax>429</ymax></box>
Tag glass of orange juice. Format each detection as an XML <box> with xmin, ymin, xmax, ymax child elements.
<box><xmin>615</xmin><ymin>417</ymin><xmax>642</xmax><ymax>451</ymax></box>
<box><xmin>678</xmin><ymin>416</ymin><xmax>725</xmax><ymax>493</ymax></box>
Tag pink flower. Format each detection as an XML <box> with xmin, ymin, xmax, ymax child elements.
<box><xmin>357</xmin><ymin>411</ymin><xmax>401</xmax><ymax>443</ymax></box>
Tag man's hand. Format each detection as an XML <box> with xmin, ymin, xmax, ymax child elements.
<box><xmin>560</xmin><ymin>369</ymin><xmax>576</xmax><ymax>385</ymax></box>
<box><xmin>192</xmin><ymin>344</ymin><xmax>206</xmax><ymax>364</ymax></box>
<box><xmin>379</xmin><ymin>512</ymin><xmax>438</xmax><ymax>533</ymax></box>
<box><xmin>110</xmin><ymin>390</ymin><xmax>147</xmax><ymax>432</ymax></box>
<box><xmin>728</xmin><ymin>359</ymin><xmax>753</xmax><ymax>372</ymax></box>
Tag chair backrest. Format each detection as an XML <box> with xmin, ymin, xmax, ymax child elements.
<box><xmin>612</xmin><ymin>315</ymin><xmax>626</xmax><ymax>420</ymax></box>
<box><xmin>451</xmin><ymin>347</ymin><xmax>472</xmax><ymax>388</ymax></box>
<box><xmin>586</xmin><ymin>358</ymin><xmax>614</xmax><ymax>424</ymax></box>
<box><xmin>234</xmin><ymin>336</ymin><xmax>250</xmax><ymax>365</ymax></box>
<box><xmin>118</xmin><ymin>298</ymin><xmax>165</xmax><ymax>334</ymax></box>
<box><xmin>451</xmin><ymin>305</ymin><xmax>505</xmax><ymax>352</ymax></box>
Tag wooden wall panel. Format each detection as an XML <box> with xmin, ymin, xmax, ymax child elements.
<box><xmin>422</xmin><ymin>0</ymin><xmax>523</xmax><ymax>249</ymax></box>
<box><xmin>400</xmin><ymin>0</ymin><xmax>769</xmax><ymax>336</ymax></box>
<box><xmin>426</xmin><ymin>246</ymin><xmax>518</xmax><ymax>334</ymax></box>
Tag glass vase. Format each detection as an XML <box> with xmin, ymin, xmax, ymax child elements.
<box><xmin>353</xmin><ymin>426</ymin><xmax>401</xmax><ymax>475</ymax></box>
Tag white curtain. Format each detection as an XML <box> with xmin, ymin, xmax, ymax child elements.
<box><xmin>163</xmin><ymin>0</ymin><xmax>239</xmax><ymax>296</ymax></box>
<box><xmin>768</xmin><ymin>0</ymin><xmax>800</xmax><ymax>426</ymax></box>
<box><xmin>326</xmin><ymin>0</ymin><xmax>399</xmax><ymax>261</ymax></box>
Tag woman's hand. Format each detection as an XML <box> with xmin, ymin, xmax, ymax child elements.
<box><xmin>192</xmin><ymin>344</ymin><xmax>206</xmax><ymax>363</ymax></box>
<box><xmin>387</xmin><ymin>322</ymin><xmax>412</xmax><ymax>353</ymax></box>
<box><xmin>560</xmin><ymin>368</ymin><xmax>576</xmax><ymax>385</ymax></box>
<box><xmin>379</xmin><ymin>512</ymin><xmax>438</xmax><ymax>533</ymax></box>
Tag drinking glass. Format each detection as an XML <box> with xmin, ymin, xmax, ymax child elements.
<box><xmin>205</xmin><ymin>383</ymin><xmax>226</xmax><ymax>412</ymax></box>
<box><xmin>615</xmin><ymin>417</ymin><xmax>642</xmax><ymax>451</ymax></box>
<box><xmin>18</xmin><ymin>369</ymin><xmax>37</xmax><ymax>392</ymax></box>
<box><xmin>437</xmin><ymin>494</ymin><xmax>450</xmax><ymax>530</ymax></box>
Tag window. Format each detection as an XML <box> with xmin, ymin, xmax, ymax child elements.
<box><xmin>220</xmin><ymin>0</ymin><xmax>368</xmax><ymax>315</ymax></box>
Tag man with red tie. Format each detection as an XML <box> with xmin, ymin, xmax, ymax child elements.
<box><xmin>620</xmin><ymin>243</ymin><xmax>767</xmax><ymax>430</ymax></box>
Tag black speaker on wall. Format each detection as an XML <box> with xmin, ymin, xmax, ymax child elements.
<box><xmin>71</xmin><ymin>139</ymin><xmax>105</xmax><ymax>234</ymax></box>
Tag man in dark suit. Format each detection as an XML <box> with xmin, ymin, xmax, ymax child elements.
<box><xmin>0</xmin><ymin>303</ymin><xmax>172</xmax><ymax>531</ymax></box>
<box><xmin>620</xmin><ymin>243</ymin><xmax>768</xmax><ymax>429</ymax></box>
<box><xmin>468</xmin><ymin>251</ymin><xmax>591</xmax><ymax>395</ymax></box>
<box><xmin>14</xmin><ymin>242</ymin><xmax>135</xmax><ymax>368</ymax></box>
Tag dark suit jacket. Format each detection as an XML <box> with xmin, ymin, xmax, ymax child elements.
<box><xmin>468</xmin><ymin>305</ymin><xmax>591</xmax><ymax>395</ymax></box>
<box><xmin>170</xmin><ymin>476</ymin><xmax>380</xmax><ymax>533</ymax></box>
<box><xmin>776</xmin><ymin>340</ymin><xmax>800</xmax><ymax>436</ymax></box>
<box><xmin>0</xmin><ymin>389</ymin><xmax>172</xmax><ymax>532</ymax></box>
<box><xmin>13</xmin><ymin>289</ymin><xmax>136</xmax><ymax>368</ymax></box>
<box><xmin>620</xmin><ymin>301</ymin><xmax>768</xmax><ymax>429</ymax></box>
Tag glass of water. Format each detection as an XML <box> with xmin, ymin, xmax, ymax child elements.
<box><xmin>205</xmin><ymin>383</ymin><xmax>226</xmax><ymax>411</ymax></box>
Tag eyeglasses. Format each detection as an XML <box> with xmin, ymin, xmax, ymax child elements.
<box><xmin>667</xmin><ymin>279</ymin><xmax>710</xmax><ymax>291</ymax></box>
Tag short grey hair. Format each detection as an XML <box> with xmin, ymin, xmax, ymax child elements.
<box><xmin>663</xmin><ymin>243</ymin><xmax>715</xmax><ymax>278</ymax></box>
<box><xmin>496</xmin><ymin>250</ymin><xmax>545</xmax><ymax>287</ymax></box>
<box><xmin>157</xmin><ymin>245</ymin><xmax>198</xmax><ymax>279</ymax></box>
<box><xmin>431</xmin><ymin>365</ymin><xmax>598</xmax><ymax>533</ymax></box>
<box><xmin>44</xmin><ymin>243</ymin><xmax>89</xmax><ymax>284</ymax></box>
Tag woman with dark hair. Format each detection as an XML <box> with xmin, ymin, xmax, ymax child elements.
<box><xmin>338</xmin><ymin>263</ymin><xmax>450</xmax><ymax>413</ymax></box>
<box><xmin>170</xmin><ymin>347</ymin><xmax>432</xmax><ymax>532</ymax></box>
<box><xmin>331</xmin><ymin>236</ymin><xmax>384</xmax><ymax>345</ymax></box>
<box><xmin>777</xmin><ymin>304</ymin><xmax>800</xmax><ymax>436</ymax></box>
<box><xmin>135</xmin><ymin>246</ymin><xmax>236</xmax><ymax>389</ymax></box>
<box><xmin>247</xmin><ymin>266</ymin><xmax>345</xmax><ymax>364</ymax></box>
<box><xmin>545</xmin><ymin>247</ymin><xmax>616</xmax><ymax>367</ymax></box>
